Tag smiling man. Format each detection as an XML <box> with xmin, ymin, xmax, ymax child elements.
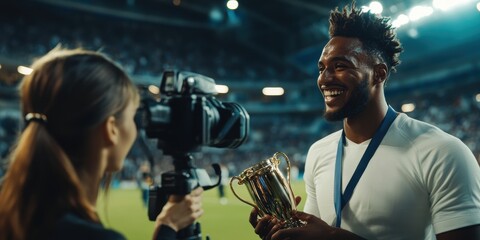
<box><xmin>249</xmin><ymin>2</ymin><xmax>480</xmax><ymax>240</ymax></box>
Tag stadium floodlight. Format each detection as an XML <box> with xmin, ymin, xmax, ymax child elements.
<box><xmin>401</xmin><ymin>103</ymin><xmax>416</xmax><ymax>112</ymax></box>
<box><xmin>407</xmin><ymin>28</ymin><xmax>419</xmax><ymax>38</ymax></box>
<box><xmin>148</xmin><ymin>85</ymin><xmax>160</xmax><ymax>95</ymax></box>
<box><xmin>262</xmin><ymin>87</ymin><xmax>284</xmax><ymax>96</ymax></box>
<box><xmin>226</xmin><ymin>0</ymin><xmax>239</xmax><ymax>10</ymax></box>
<box><xmin>215</xmin><ymin>84</ymin><xmax>229</xmax><ymax>94</ymax></box>
<box><xmin>477</xmin><ymin>2</ymin><xmax>480</xmax><ymax>12</ymax></box>
<box><xmin>361</xmin><ymin>5</ymin><xmax>370</xmax><ymax>13</ymax></box>
<box><xmin>409</xmin><ymin>6</ymin><xmax>434</xmax><ymax>21</ymax></box>
<box><xmin>391</xmin><ymin>14</ymin><xmax>410</xmax><ymax>28</ymax></box>
<box><xmin>369</xmin><ymin>1</ymin><xmax>383</xmax><ymax>14</ymax></box>
<box><xmin>361</xmin><ymin>1</ymin><xmax>383</xmax><ymax>14</ymax></box>
<box><xmin>433</xmin><ymin>0</ymin><xmax>473</xmax><ymax>11</ymax></box>
<box><xmin>17</xmin><ymin>66</ymin><xmax>32</xmax><ymax>75</ymax></box>
<box><xmin>476</xmin><ymin>93</ymin><xmax>480</xmax><ymax>102</ymax></box>
<box><xmin>210</xmin><ymin>8</ymin><xmax>223</xmax><ymax>22</ymax></box>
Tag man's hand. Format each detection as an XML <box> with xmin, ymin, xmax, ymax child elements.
<box><xmin>249</xmin><ymin>207</ymin><xmax>281</xmax><ymax>239</ymax></box>
<box><xmin>271</xmin><ymin>211</ymin><xmax>366</xmax><ymax>240</ymax></box>
<box><xmin>270</xmin><ymin>211</ymin><xmax>332</xmax><ymax>240</ymax></box>
<box><xmin>249</xmin><ymin>196</ymin><xmax>303</xmax><ymax>239</ymax></box>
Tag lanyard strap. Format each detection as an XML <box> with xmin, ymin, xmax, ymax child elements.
<box><xmin>334</xmin><ymin>106</ymin><xmax>397</xmax><ymax>227</ymax></box>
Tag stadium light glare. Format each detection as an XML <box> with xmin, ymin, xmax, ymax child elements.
<box><xmin>262</xmin><ymin>87</ymin><xmax>284</xmax><ymax>96</ymax></box>
<box><xmin>0</xmin><ymin>64</ymin><xmax>2</xmax><ymax>69</ymax></box>
<box><xmin>392</xmin><ymin>14</ymin><xmax>410</xmax><ymax>28</ymax></box>
<box><xmin>210</xmin><ymin>8</ymin><xmax>223</xmax><ymax>22</ymax></box>
<box><xmin>409</xmin><ymin>6</ymin><xmax>434</xmax><ymax>21</ymax></box>
<box><xmin>433</xmin><ymin>0</ymin><xmax>473</xmax><ymax>11</ymax></box>
<box><xmin>226</xmin><ymin>0</ymin><xmax>238</xmax><ymax>10</ymax></box>
<box><xmin>477</xmin><ymin>2</ymin><xmax>480</xmax><ymax>11</ymax></box>
<box><xmin>401</xmin><ymin>103</ymin><xmax>416</xmax><ymax>112</ymax></box>
<box><xmin>17</xmin><ymin>66</ymin><xmax>33</xmax><ymax>75</ymax></box>
<box><xmin>476</xmin><ymin>93</ymin><xmax>480</xmax><ymax>102</ymax></box>
<box><xmin>390</xmin><ymin>5</ymin><xmax>399</xmax><ymax>13</ymax></box>
<box><xmin>360</xmin><ymin>2</ymin><xmax>384</xmax><ymax>14</ymax></box>
<box><xmin>369</xmin><ymin>1</ymin><xmax>383</xmax><ymax>14</ymax></box>
<box><xmin>407</xmin><ymin>28</ymin><xmax>419</xmax><ymax>38</ymax></box>
<box><xmin>148</xmin><ymin>85</ymin><xmax>160</xmax><ymax>95</ymax></box>
<box><xmin>215</xmin><ymin>84</ymin><xmax>229</xmax><ymax>94</ymax></box>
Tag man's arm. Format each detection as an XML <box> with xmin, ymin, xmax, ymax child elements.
<box><xmin>427</xmin><ymin>139</ymin><xmax>480</xmax><ymax>240</ymax></box>
<box><xmin>436</xmin><ymin>225</ymin><xmax>480</xmax><ymax>240</ymax></box>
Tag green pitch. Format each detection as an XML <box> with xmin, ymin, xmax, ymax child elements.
<box><xmin>97</xmin><ymin>180</ymin><xmax>306</xmax><ymax>240</ymax></box>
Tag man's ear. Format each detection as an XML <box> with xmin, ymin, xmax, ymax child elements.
<box><xmin>102</xmin><ymin>116</ymin><xmax>118</xmax><ymax>146</ymax></box>
<box><xmin>373</xmin><ymin>63</ymin><xmax>388</xmax><ymax>85</ymax></box>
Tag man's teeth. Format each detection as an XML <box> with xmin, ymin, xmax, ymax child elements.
<box><xmin>324</xmin><ymin>90</ymin><xmax>344</xmax><ymax>97</ymax></box>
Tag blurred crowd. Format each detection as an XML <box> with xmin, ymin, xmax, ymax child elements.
<box><xmin>2</xmin><ymin>87</ymin><xmax>479</xmax><ymax>183</ymax></box>
<box><xmin>0</xmin><ymin>5</ymin><xmax>301</xmax><ymax>82</ymax></box>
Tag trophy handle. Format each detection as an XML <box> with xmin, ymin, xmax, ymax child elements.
<box><xmin>273</xmin><ymin>152</ymin><xmax>297</xmax><ymax>205</ymax></box>
<box><xmin>229</xmin><ymin>176</ymin><xmax>257</xmax><ymax>208</ymax></box>
<box><xmin>273</xmin><ymin>152</ymin><xmax>291</xmax><ymax>184</ymax></box>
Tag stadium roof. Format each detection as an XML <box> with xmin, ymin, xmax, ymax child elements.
<box><xmin>2</xmin><ymin>0</ymin><xmax>480</xmax><ymax>88</ymax></box>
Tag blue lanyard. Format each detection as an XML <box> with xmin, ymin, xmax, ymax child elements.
<box><xmin>334</xmin><ymin>106</ymin><xmax>397</xmax><ymax>227</ymax></box>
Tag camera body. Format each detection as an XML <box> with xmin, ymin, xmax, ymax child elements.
<box><xmin>141</xmin><ymin>70</ymin><xmax>250</xmax><ymax>155</ymax></box>
<box><xmin>139</xmin><ymin>71</ymin><xmax>250</xmax><ymax>231</ymax></box>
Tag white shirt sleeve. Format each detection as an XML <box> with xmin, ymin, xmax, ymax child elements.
<box><xmin>423</xmin><ymin>136</ymin><xmax>480</xmax><ymax>234</ymax></box>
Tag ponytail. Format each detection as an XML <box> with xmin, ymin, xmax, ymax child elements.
<box><xmin>0</xmin><ymin>122</ymin><xmax>97</xmax><ymax>240</ymax></box>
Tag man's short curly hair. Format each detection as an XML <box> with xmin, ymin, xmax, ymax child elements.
<box><xmin>329</xmin><ymin>1</ymin><xmax>403</xmax><ymax>73</ymax></box>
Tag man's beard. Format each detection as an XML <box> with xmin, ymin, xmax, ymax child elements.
<box><xmin>323</xmin><ymin>79</ymin><xmax>370</xmax><ymax>122</ymax></box>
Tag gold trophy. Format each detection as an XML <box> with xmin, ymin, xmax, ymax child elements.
<box><xmin>230</xmin><ymin>152</ymin><xmax>304</xmax><ymax>228</ymax></box>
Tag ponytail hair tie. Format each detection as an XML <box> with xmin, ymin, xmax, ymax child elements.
<box><xmin>25</xmin><ymin>113</ymin><xmax>48</xmax><ymax>124</ymax></box>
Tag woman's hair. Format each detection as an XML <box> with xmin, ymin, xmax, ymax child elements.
<box><xmin>0</xmin><ymin>47</ymin><xmax>139</xmax><ymax>240</ymax></box>
<box><xmin>329</xmin><ymin>1</ymin><xmax>403</xmax><ymax>73</ymax></box>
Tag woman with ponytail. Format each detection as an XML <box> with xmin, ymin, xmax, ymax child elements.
<box><xmin>0</xmin><ymin>48</ymin><xmax>204</xmax><ymax>240</ymax></box>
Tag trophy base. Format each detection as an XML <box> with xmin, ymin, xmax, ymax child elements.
<box><xmin>281</xmin><ymin>219</ymin><xmax>306</xmax><ymax>229</ymax></box>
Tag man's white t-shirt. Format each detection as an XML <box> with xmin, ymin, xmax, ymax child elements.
<box><xmin>303</xmin><ymin>113</ymin><xmax>480</xmax><ymax>240</ymax></box>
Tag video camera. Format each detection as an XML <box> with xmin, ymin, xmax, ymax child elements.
<box><xmin>141</xmin><ymin>70</ymin><xmax>249</xmax><ymax>154</ymax></box>
<box><xmin>136</xmin><ymin>70</ymin><xmax>250</xmax><ymax>239</ymax></box>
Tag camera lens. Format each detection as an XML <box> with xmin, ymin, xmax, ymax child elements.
<box><xmin>211</xmin><ymin>102</ymin><xmax>250</xmax><ymax>148</ymax></box>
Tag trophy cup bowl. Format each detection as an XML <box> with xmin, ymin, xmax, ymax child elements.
<box><xmin>230</xmin><ymin>152</ymin><xmax>304</xmax><ymax>228</ymax></box>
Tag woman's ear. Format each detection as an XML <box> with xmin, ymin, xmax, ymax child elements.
<box><xmin>102</xmin><ymin>116</ymin><xmax>118</xmax><ymax>146</ymax></box>
<box><xmin>374</xmin><ymin>63</ymin><xmax>388</xmax><ymax>85</ymax></box>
